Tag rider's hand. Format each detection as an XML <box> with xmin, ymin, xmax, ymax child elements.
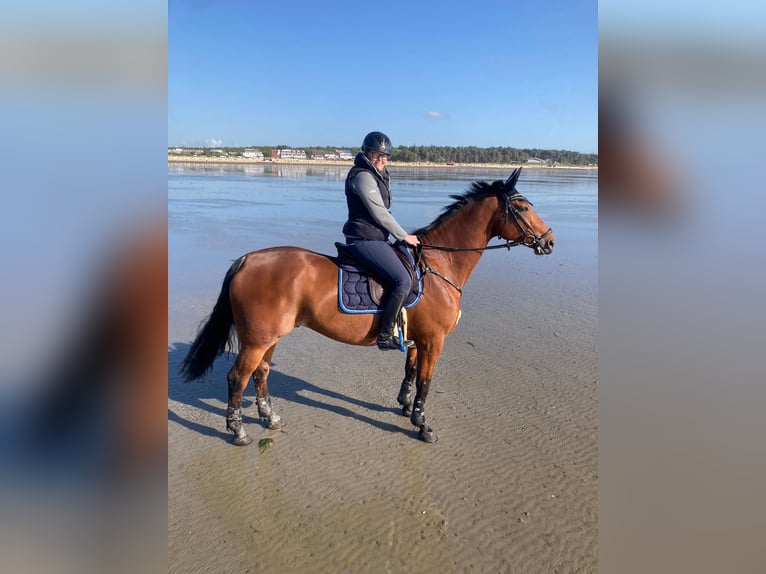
<box><xmin>404</xmin><ymin>234</ymin><xmax>420</xmax><ymax>246</ymax></box>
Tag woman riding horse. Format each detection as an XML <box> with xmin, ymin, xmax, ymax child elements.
<box><xmin>342</xmin><ymin>131</ymin><xmax>420</xmax><ymax>350</ymax></box>
<box><xmin>180</xmin><ymin>168</ymin><xmax>554</xmax><ymax>445</ymax></box>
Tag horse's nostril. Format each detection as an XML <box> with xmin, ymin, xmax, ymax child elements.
<box><xmin>549</xmin><ymin>240</ymin><xmax>554</xmax><ymax>248</ymax></box>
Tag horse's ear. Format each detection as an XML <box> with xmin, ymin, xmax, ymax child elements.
<box><xmin>504</xmin><ymin>167</ymin><xmax>522</xmax><ymax>191</ymax></box>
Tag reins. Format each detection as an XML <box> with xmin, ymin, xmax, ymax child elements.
<box><xmin>413</xmin><ymin>243</ymin><xmax>512</xmax><ymax>296</ymax></box>
<box><xmin>414</xmin><ymin>247</ymin><xmax>465</xmax><ymax>294</ymax></box>
<box><xmin>414</xmin><ymin>241</ymin><xmax>520</xmax><ymax>294</ymax></box>
<box><xmin>417</xmin><ymin>240</ymin><xmax>521</xmax><ymax>252</ymax></box>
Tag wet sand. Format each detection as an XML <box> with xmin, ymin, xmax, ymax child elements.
<box><xmin>169</xmin><ymin>263</ymin><xmax>596</xmax><ymax>572</ymax></box>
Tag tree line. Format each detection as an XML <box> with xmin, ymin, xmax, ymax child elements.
<box><xmin>172</xmin><ymin>145</ymin><xmax>597</xmax><ymax>166</ymax></box>
<box><xmin>391</xmin><ymin>145</ymin><xmax>596</xmax><ymax>166</ymax></box>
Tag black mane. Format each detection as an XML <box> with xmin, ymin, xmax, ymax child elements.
<box><xmin>413</xmin><ymin>179</ymin><xmax>504</xmax><ymax>236</ymax></box>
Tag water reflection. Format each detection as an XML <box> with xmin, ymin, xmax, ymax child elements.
<box><xmin>168</xmin><ymin>164</ymin><xmax>597</xmax><ymax>266</ymax></box>
<box><xmin>168</xmin><ymin>162</ymin><xmax>349</xmax><ymax>180</ymax></box>
<box><xmin>169</xmin><ymin>162</ymin><xmax>597</xmax><ymax>183</ymax></box>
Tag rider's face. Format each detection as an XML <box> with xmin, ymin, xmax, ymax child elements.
<box><xmin>367</xmin><ymin>151</ymin><xmax>389</xmax><ymax>170</ymax></box>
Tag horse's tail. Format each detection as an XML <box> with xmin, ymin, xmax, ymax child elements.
<box><xmin>179</xmin><ymin>256</ymin><xmax>247</xmax><ymax>382</ymax></box>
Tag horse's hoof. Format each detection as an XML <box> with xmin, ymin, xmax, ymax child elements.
<box><xmin>401</xmin><ymin>406</ymin><xmax>412</xmax><ymax>417</ymax></box>
<box><xmin>418</xmin><ymin>427</ymin><xmax>438</xmax><ymax>443</ymax></box>
<box><xmin>232</xmin><ymin>435</ymin><xmax>252</xmax><ymax>446</ymax></box>
<box><xmin>268</xmin><ymin>419</ymin><xmax>286</xmax><ymax>430</ymax></box>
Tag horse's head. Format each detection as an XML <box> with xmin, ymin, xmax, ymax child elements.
<box><xmin>493</xmin><ymin>168</ymin><xmax>555</xmax><ymax>255</ymax></box>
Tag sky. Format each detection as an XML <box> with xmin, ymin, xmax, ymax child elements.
<box><xmin>169</xmin><ymin>0</ymin><xmax>597</xmax><ymax>153</ymax></box>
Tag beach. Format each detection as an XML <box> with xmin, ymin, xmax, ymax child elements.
<box><xmin>168</xmin><ymin>154</ymin><xmax>597</xmax><ymax>171</ymax></box>
<box><xmin>168</xmin><ymin>166</ymin><xmax>597</xmax><ymax>573</ymax></box>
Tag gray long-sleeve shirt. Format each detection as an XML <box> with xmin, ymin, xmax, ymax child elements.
<box><xmin>350</xmin><ymin>171</ymin><xmax>408</xmax><ymax>241</ymax></box>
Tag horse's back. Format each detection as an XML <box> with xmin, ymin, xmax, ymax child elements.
<box><xmin>228</xmin><ymin>245</ymin><xmax>381</xmax><ymax>344</ymax></box>
<box><xmin>233</xmin><ymin>246</ymin><xmax>336</xmax><ymax>287</ymax></box>
<box><xmin>230</xmin><ymin>246</ymin><xmax>337</xmax><ymax>321</ymax></box>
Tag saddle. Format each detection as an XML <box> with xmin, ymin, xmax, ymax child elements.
<box><xmin>333</xmin><ymin>242</ymin><xmax>423</xmax><ymax>314</ymax></box>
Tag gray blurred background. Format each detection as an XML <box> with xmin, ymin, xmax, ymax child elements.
<box><xmin>600</xmin><ymin>2</ymin><xmax>765</xmax><ymax>573</ymax></box>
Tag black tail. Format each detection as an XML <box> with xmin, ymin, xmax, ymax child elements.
<box><xmin>179</xmin><ymin>256</ymin><xmax>246</xmax><ymax>381</ymax></box>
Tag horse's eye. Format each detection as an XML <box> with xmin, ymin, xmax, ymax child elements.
<box><xmin>517</xmin><ymin>205</ymin><xmax>528</xmax><ymax>213</ymax></box>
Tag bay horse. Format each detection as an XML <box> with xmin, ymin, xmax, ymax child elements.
<box><xmin>180</xmin><ymin>168</ymin><xmax>554</xmax><ymax>444</ymax></box>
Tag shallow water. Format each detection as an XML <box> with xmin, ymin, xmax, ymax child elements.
<box><xmin>168</xmin><ymin>163</ymin><xmax>596</xmax><ymax>306</ymax></box>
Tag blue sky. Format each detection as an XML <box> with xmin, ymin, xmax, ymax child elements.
<box><xmin>169</xmin><ymin>0</ymin><xmax>597</xmax><ymax>153</ymax></box>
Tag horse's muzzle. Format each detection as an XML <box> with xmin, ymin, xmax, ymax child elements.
<box><xmin>534</xmin><ymin>233</ymin><xmax>554</xmax><ymax>255</ymax></box>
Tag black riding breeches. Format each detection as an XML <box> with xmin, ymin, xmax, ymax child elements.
<box><xmin>344</xmin><ymin>239</ymin><xmax>411</xmax><ymax>298</ymax></box>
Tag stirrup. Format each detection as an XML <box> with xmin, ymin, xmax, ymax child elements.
<box><xmin>377</xmin><ymin>333</ymin><xmax>414</xmax><ymax>351</ymax></box>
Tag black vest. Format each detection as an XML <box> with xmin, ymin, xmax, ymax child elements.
<box><xmin>342</xmin><ymin>152</ymin><xmax>392</xmax><ymax>241</ymax></box>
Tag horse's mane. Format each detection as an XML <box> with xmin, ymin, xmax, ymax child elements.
<box><xmin>413</xmin><ymin>180</ymin><xmax>502</xmax><ymax>236</ymax></box>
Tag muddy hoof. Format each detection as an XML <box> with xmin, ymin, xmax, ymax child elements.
<box><xmin>418</xmin><ymin>427</ymin><xmax>438</xmax><ymax>443</ymax></box>
<box><xmin>232</xmin><ymin>435</ymin><xmax>253</xmax><ymax>446</ymax></box>
<box><xmin>268</xmin><ymin>419</ymin><xmax>287</xmax><ymax>430</ymax></box>
<box><xmin>402</xmin><ymin>406</ymin><xmax>412</xmax><ymax>417</ymax></box>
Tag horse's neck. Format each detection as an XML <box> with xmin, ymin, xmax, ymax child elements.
<box><xmin>422</xmin><ymin>199</ymin><xmax>497</xmax><ymax>287</ymax></box>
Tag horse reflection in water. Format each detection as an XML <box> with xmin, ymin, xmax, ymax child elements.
<box><xmin>180</xmin><ymin>168</ymin><xmax>554</xmax><ymax>444</ymax></box>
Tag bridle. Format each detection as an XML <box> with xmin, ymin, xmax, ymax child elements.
<box><xmin>415</xmin><ymin>189</ymin><xmax>553</xmax><ymax>294</ymax></box>
<box><xmin>418</xmin><ymin>191</ymin><xmax>552</xmax><ymax>253</ymax></box>
<box><xmin>498</xmin><ymin>192</ymin><xmax>553</xmax><ymax>254</ymax></box>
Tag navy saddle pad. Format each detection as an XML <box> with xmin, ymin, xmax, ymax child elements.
<box><xmin>335</xmin><ymin>243</ymin><xmax>423</xmax><ymax>314</ymax></box>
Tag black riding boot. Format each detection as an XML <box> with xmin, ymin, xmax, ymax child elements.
<box><xmin>377</xmin><ymin>288</ymin><xmax>414</xmax><ymax>351</ymax></box>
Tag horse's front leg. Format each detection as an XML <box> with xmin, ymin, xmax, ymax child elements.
<box><xmin>410</xmin><ymin>338</ymin><xmax>444</xmax><ymax>443</ymax></box>
<box><xmin>397</xmin><ymin>347</ymin><xmax>418</xmax><ymax>417</ymax></box>
<box><xmin>252</xmin><ymin>344</ymin><xmax>285</xmax><ymax>430</ymax></box>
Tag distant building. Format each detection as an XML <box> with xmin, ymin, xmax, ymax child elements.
<box><xmin>243</xmin><ymin>148</ymin><xmax>264</xmax><ymax>159</ymax></box>
<box><xmin>525</xmin><ymin>157</ymin><xmax>545</xmax><ymax>164</ymax></box>
<box><xmin>274</xmin><ymin>148</ymin><xmax>307</xmax><ymax>160</ymax></box>
<box><xmin>309</xmin><ymin>149</ymin><xmax>353</xmax><ymax>160</ymax></box>
<box><xmin>169</xmin><ymin>147</ymin><xmax>203</xmax><ymax>155</ymax></box>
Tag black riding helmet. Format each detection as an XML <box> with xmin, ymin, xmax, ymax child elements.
<box><xmin>361</xmin><ymin>131</ymin><xmax>392</xmax><ymax>156</ymax></box>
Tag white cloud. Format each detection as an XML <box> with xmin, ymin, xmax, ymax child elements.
<box><xmin>206</xmin><ymin>138</ymin><xmax>223</xmax><ymax>147</ymax></box>
<box><xmin>425</xmin><ymin>111</ymin><xmax>450</xmax><ymax>120</ymax></box>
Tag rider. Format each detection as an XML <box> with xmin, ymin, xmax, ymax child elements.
<box><xmin>342</xmin><ymin>131</ymin><xmax>420</xmax><ymax>350</ymax></box>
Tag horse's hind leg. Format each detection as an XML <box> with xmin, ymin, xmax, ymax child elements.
<box><xmin>226</xmin><ymin>345</ymin><xmax>268</xmax><ymax>446</ymax></box>
<box><xmin>252</xmin><ymin>344</ymin><xmax>285</xmax><ymax>430</ymax></box>
<box><xmin>397</xmin><ymin>347</ymin><xmax>418</xmax><ymax>416</ymax></box>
